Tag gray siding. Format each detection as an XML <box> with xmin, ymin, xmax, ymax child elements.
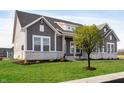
<box><xmin>56</xmin><ymin>36</ymin><xmax>62</xmax><ymax>51</ymax></box>
<box><xmin>100</xmin><ymin>24</ymin><xmax>110</xmax><ymax>35</ymax></box>
<box><xmin>27</xmin><ymin>19</ymin><xmax>55</xmax><ymax>51</ymax></box>
<box><xmin>104</xmin><ymin>32</ymin><xmax>117</xmax><ymax>52</ymax></box>
<box><xmin>66</xmin><ymin>38</ymin><xmax>72</xmax><ymax>56</ymax></box>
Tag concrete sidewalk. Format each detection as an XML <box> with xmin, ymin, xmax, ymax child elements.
<box><xmin>63</xmin><ymin>72</ymin><xmax>124</xmax><ymax>83</ymax></box>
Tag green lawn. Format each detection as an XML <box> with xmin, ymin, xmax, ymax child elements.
<box><xmin>0</xmin><ymin>60</ymin><xmax>124</xmax><ymax>83</ymax></box>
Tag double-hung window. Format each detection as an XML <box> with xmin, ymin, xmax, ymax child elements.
<box><xmin>33</xmin><ymin>35</ymin><xmax>50</xmax><ymax>52</ymax></box>
<box><xmin>34</xmin><ymin>37</ymin><xmax>41</xmax><ymax>51</ymax></box>
<box><xmin>43</xmin><ymin>38</ymin><xmax>50</xmax><ymax>51</ymax></box>
<box><xmin>107</xmin><ymin>43</ymin><xmax>115</xmax><ymax>53</ymax></box>
<box><xmin>107</xmin><ymin>44</ymin><xmax>110</xmax><ymax>53</ymax></box>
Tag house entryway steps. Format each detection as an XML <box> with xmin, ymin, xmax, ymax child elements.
<box><xmin>62</xmin><ymin>72</ymin><xmax>124</xmax><ymax>83</ymax></box>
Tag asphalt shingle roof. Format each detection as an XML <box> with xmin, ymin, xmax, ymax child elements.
<box><xmin>16</xmin><ymin>10</ymin><xmax>82</xmax><ymax>31</ymax></box>
<box><xmin>16</xmin><ymin>10</ymin><xmax>41</xmax><ymax>27</ymax></box>
<box><xmin>96</xmin><ymin>23</ymin><xmax>107</xmax><ymax>30</ymax></box>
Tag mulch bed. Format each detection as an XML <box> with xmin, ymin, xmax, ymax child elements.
<box><xmin>0</xmin><ymin>58</ymin><xmax>3</xmax><ymax>61</ymax></box>
<box><xmin>84</xmin><ymin>66</ymin><xmax>96</xmax><ymax>71</ymax></box>
<box><xmin>13</xmin><ymin>59</ymin><xmax>71</xmax><ymax>65</ymax></box>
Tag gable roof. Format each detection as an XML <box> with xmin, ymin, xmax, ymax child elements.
<box><xmin>96</xmin><ymin>23</ymin><xmax>108</xmax><ymax>30</ymax></box>
<box><xmin>16</xmin><ymin>10</ymin><xmax>82</xmax><ymax>31</ymax></box>
<box><xmin>16</xmin><ymin>10</ymin><xmax>41</xmax><ymax>27</ymax></box>
<box><xmin>104</xmin><ymin>29</ymin><xmax>120</xmax><ymax>42</ymax></box>
<box><xmin>14</xmin><ymin>11</ymin><xmax>120</xmax><ymax>42</ymax></box>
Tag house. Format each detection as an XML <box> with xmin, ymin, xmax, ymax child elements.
<box><xmin>12</xmin><ymin>10</ymin><xmax>120</xmax><ymax>60</ymax></box>
<box><xmin>0</xmin><ymin>48</ymin><xmax>13</xmax><ymax>58</ymax></box>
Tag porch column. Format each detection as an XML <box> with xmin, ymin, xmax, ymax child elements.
<box><xmin>74</xmin><ymin>45</ymin><xmax>76</xmax><ymax>59</ymax></box>
<box><xmin>62</xmin><ymin>35</ymin><xmax>65</xmax><ymax>54</ymax></box>
<box><xmin>55</xmin><ymin>33</ymin><xmax>57</xmax><ymax>52</ymax></box>
<box><xmin>6</xmin><ymin>51</ymin><xmax>8</xmax><ymax>58</ymax></box>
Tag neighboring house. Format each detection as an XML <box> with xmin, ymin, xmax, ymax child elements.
<box><xmin>118</xmin><ymin>49</ymin><xmax>124</xmax><ymax>55</ymax></box>
<box><xmin>12</xmin><ymin>10</ymin><xmax>120</xmax><ymax>60</ymax></box>
<box><xmin>0</xmin><ymin>48</ymin><xmax>13</xmax><ymax>58</ymax></box>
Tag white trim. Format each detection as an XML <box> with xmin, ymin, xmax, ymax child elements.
<box><xmin>42</xmin><ymin>17</ymin><xmax>61</xmax><ymax>35</ymax></box>
<box><xmin>110</xmin><ymin>35</ymin><xmax>112</xmax><ymax>40</ymax></box>
<box><xmin>32</xmin><ymin>35</ymin><xmax>51</xmax><ymax>52</ymax></box>
<box><xmin>102</xmin><ymin>46</ymin><xmax>105</xmax><ymax>53</ymax></box>
<box><xmin>70</xmin><ymin>41</ymin><xmax>81</xmax><ymax>54</ymax></box>
<box><xmin>22</xmin><ymin>16</ymin><xmax>61</xmax><ymax>35</ymax></box>
<box><xmin>62</xmin><ymin>35</ymin><xmax>65</xmax><ymax>53</ymax></box>
<box><xmin>25</xmin><ymin>28</ymin><xmax>27</xmax><ymax>51</ymax></box>
<box><xmin>107</xmin><ymin>42</ymin><xmax>115</xmax><ymax>53</ymax></box>
<box><xmin>104</xmin><ymin>30</ymin><xmax>120</xmax><ymax>41</ymax></box>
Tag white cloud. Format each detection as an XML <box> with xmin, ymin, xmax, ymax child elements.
<box><xmin>0</xmin><ymin>12</ymin><xmax>123</xmax><ymax>49</ymax></box>
<box><xmin>0</xmin><ymin>18</ymin><xmax>13</xmax><ymax>48</ymax></box>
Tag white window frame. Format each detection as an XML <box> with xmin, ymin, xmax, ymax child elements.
<box><xmin>32</xmin><ymin>35</ymin><xmax>42</xmax><ymax>51</ymax></box>
<box><xmin>102</xmin><ymin>46</ymin><xmax>104</xmax><ymax>53</ymax></box>
<box><xmin>70</xmin><ymin>41</ymin><xmax>74</xmax><ymax>54</ymax></box>
<box><xmin>66</xmin><ymin>24</ymin><xmax>76</xmax><ymax>31</ymax></box>
<box><xmin>104</xmin><ymin>28</ymin><xmax>107</xmax><ymax>33</ymax></box>
<box><xmin>39</xmin><ymin>25</ymin><xmax>44</xmax><ymax>32</ymax></box>
<box><xmin>76</xmin><ymin>48</ymin><xmax>81</xmax><ymax>54</ymax></box>
<box><xmin>107</xmin><ymin>42</ymin><xmax>115</xmax><ymax>53</ymax></box>
<box><xmin>43</xmin><ymin>37</ymin><xmax>50</xmax><ymax>52</ymax></box>
<box><xmin>32</xmin><ymin>35</ymin><xmax>51</xmax><ymax>52</ymax></box>
<box><xmin>110</xmin><ymin>35</ymin><xmax>112</xmax><ymax>40</ymax></box>
<box><xmin>70</xmin><ymin>41</ymin><xmax>81</xmax><ymax>54</ymax></box>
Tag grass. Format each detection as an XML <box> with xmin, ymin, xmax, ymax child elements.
<box><xmin>0</xmin><ymin>60</ymin><xmax>124</xmax><ymax>82</ymax></box>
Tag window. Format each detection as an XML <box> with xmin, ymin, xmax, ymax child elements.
<box><xmin>40</xmin><ymin>25</ymin><xmax>44</xmax><ymax>32</ymax></box>
<box><xmin>107</xmin><ymin>44</ymin><xmax>110</xmax><ymax>53</ymax></box>
<box><xmin>111</xmin><ymin>44</ymin><xmax>114</xmax><ymax>52</ymax></box>
<box><xmin>104</xmin><ymin>28</ymin><xmax>107</xmax><ymax>33</ymax></box>
<box><xmin>70</xmin><ymin>41</ymin><xmax>81</xmax><ymax>54</ymax></box>
<box><xmin>102</xmin><ymin>46</ymin><xmax>104</xmax><ymax>53</ymax></box>
<box><xmin>21</xmin><ymin>45</ymin><xmax>24</xmax><ymax>50</ymax></box>
<box><xmin>43</xmin><ymin>38</ymin><xmax>50</xmax><ymax>51</ymax></box>
<box><xmin>110</xmin><ymin>35</ymin><xmax>112</xmax><ymax>40</ymax></box>
<box><xmin>67</xmin><ymin>25</ymin><xmax>76</xmax><ymax>31</ymax></box>
<box><xmin>76</xmin><ymin>48</ymin><xmax>81</xmax><ymax>54</ymax></box>
<box><xmin>34</xmin><ymin>37</ymin><xmax>41</xmax><ymax>51</ymax></box>
<box><xmin>95</xmin><ymin>46</ymin><xmax>100</xmax><ymax>52</ymax></box>
<box><xmin>107</xmin><ymin>43</ymin><xmax>115</xmax><ymax>53</ymax></box>
<box><xmin>72</xmin><ymin>27</ymin><xmax>75</xmax><ymax>31</ymax></box>
<box><xmin>33</xmin><ymin>35</ymin><xmax>50</xmax><ymax>52</ymax></box>
<box><xmin>68</xmin><ymin>26</ymin><xmax>71</xmax><ymax>30</ymax></box>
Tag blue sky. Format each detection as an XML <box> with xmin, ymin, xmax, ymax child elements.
<box><xmin>0</xmin><ymin>10</ymin><xmax>124</xmax><ymax>49</ymax></box>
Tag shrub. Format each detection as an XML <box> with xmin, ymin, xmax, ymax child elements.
<box><xmin>0</xmin><ymin>57</ymin><xmax>3</xmax><ymax>61</ymax></box>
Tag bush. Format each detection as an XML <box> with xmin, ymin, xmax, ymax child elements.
<box><xmin>36</xmin><ymin>60</ymin><xmax>40</xmax><ymax>63</ymax></box>
<box><xmin>0</xmin><ymin>57</ymin><xmax>3</xmax><ymax>61</ymax></box>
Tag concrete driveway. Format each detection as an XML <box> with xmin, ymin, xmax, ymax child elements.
<box><xmin>63</xmin><ymin>72</ymin><xmax>124</xmax><ymax>83</ymax></box>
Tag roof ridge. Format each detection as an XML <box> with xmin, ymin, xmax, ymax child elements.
<box><xmin>16</xmin><ymin>10</ymin><xmax>82</xmax><ymax>25</ymax></box>
<box><xmin>43</xmin><ymin>15</ymin><xmax>82</xmax><ymax>25</ymax></box>
<box><xmin>16</xmin><ymin>10</ymin><xmax>42</xmax><ymax>17</ymax></box>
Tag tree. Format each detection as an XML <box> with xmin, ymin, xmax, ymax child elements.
<box><xmin>73</xmin><ymin>25</ymin><xmax>103</xmax><ymax>70</ymax></box>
